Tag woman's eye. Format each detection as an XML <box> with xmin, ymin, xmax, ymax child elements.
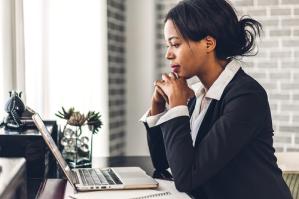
<box><xmin>166</xmin><ymin>44</ymin><xmax>179</xmax><ymax>48</ymax></box>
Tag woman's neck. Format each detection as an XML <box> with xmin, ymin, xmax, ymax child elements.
<box><xmin>197</xmin><ymin>59</ymin><xmax>229</xmax><ymax>91</ymax></box>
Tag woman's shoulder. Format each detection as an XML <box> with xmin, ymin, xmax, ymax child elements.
<box><xmin>223</xmin><ymin>67</ymin><xmax>268</xmax><ymax>99</ymax></box>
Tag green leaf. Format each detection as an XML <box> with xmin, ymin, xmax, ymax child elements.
<box><xmin>55</xmin><ymin>114</ymin><xmax>65</xmax><ymax>119</ymax></box>
<box><xmin>62</xmin><ymin>107</ymin><xmax>67</xmax><ymax>114</ymax></box>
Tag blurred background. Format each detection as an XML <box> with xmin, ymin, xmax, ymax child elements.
<box><xmin>0</xmin><ymin>0</ymin><xmax>298</xmax><ymax>157</ymax></box>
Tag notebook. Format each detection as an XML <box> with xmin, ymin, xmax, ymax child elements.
<box><xmin>67</xmin><ymin>179</ymin><xmax>191</xmax><ymax>199</ymax></box>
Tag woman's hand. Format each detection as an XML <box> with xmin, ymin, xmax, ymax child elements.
<box><xmin>151</xmin><ymin>82</ymin><xmax>169</xmax><ymax>116</ymax></box>
<box><xmin>152</xmin><ymin>83</ymin><xmax>169</xmax><ymax>104</ymax></box>
<box><xmin>155</xmin><ymin>73</ymin><xmax>195</xmax><ymax>109</ymax></box>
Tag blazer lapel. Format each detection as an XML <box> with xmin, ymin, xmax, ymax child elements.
<box><xmin>194</xmin><ymin>99</ymin><xmax>217</xmax><ymax>147</ymax></box>
<box><xmin>187</xmin><ymin>96</ymin><xmax>196</xmax><ymax>116</ymax></box>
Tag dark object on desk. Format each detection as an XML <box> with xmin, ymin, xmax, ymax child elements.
<box><xmin>35</xmin><ymin>179</ymin><xmax>67</xmax><ymax>199</ymax></box>
<box><xmin>0</xmin><ymin>121</ymin><xmax>57</xmax><ymax>178</ymax></box>
<box><xmin>0</xmin><ymin>158</ymin><xmax>27</xmax><ymax>199</ymax></box>
<box><xmin>1</xmin><ymin>91</ymin><xmax>36</xmax><ymax>129</ymax></box>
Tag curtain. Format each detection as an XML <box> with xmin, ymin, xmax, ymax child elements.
<box><xmin>0</xmin><ymin>0</ymin><xmax>109</xmax><ymax>157</ymax></box>
<box><xmin>0</xmin><ymin>0</ymin><xmax>26</xmax><ymax>120</ymax></box>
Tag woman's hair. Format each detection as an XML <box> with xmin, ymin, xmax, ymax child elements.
<box><xmin>164</xmin><ymin>0</ymin><xmax>262</xmax><ymax>60</ymax></box>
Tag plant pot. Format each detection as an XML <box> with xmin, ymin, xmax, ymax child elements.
<box><xmin>60</xmin><ymin>125</ymin><xmax>93</xmax><ymax>168</ymax></box>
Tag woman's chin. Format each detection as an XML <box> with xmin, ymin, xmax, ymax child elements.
<box><xmin>176</xmin><ymin>72</ymin><xmax>184</xmax><ymax>78</ymax></box>
<box><xmin>177</xmin><ymin>73</ymin><xmax>193</xmax><ymax>80</ymax></box>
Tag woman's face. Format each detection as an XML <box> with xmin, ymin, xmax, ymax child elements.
<box><xmin>164</xmin><ymin>20</ymin><xmax>209</xmax><ymax>79</ymax></box>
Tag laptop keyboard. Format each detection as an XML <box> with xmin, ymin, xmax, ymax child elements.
<box><xmin>78</xmin><ymin>168</ymin><xmax>123</xmax><ymax>186</ymax></box>
<box><xmin>71</xmin><ymin>170</ymin><xmax>80</xmax><ymax>184</ymax></box>
<box><xmin>107</xmin><ymin>169</ymin><xmax>123</xmax><ymax>185</ymax></box>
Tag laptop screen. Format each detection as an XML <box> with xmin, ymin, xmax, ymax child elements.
<box><xmin>32</xmin><ymin>113</ymin><xmax>75</xmax><ymax>189</ymax></box>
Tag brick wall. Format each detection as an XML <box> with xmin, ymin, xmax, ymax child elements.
<box><xmin>107</xmin><ymin>0</ymin><xmax>126</xmax><ymax>156</ymax></box>
<box><xmin>155</xmin><ymin>0</ymin><xmax>299</xmax><ymax>152</ymax></box>
<box><xmin>230</xmin><ymin>0</ymin><xmax>299</xmax><ymax>152</ymax></box>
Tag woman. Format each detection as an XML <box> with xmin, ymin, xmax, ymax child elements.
<box><xmin>140</xmin><ymin>0</ymin><xmax>292</xmax><ymax>199</ymax></box>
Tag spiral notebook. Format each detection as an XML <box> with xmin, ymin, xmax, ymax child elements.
<box><xmin>67</xmin><ymin>179</ymin><xmax>191</xmax><ymax>199</ymax></box>
<box><xmin>129</xmin><ymin>191</ymin><xmax>171</xmax><ymax>199</ymax></box>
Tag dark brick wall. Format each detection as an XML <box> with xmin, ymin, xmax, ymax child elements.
<box><xmin>107</xmin><ymin>0</ymin><xmax>126</xmax><ymax>156</ymax></box>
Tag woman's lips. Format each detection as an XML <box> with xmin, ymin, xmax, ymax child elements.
<box><xmin>171</xmin><ymin>64</ymin><xmax>180</xmax><ymax>72</ymax></box>
<box><xmin>172</xmin><ymin>67</ymin><xmax>180</xmax><ymax>72</ymax></box>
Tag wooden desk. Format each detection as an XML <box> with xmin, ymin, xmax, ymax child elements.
<box><xmin>28</xmin><ymin>156</ymin><xmax>172</xmax><ymax>199</ymax></box>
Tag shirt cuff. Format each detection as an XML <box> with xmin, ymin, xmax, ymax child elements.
<box><xmin>156</xmin><ymin>105</ymin><xmax>189</xmax><ymax>126</ymax></box>
<box><xmin>139</xmin><ymin>108</ymin><xmax>167</xmax><ymax>127</ymax></box>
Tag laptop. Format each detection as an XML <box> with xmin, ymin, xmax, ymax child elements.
<box><xmin>32</xmin><ymin>113</ymin><xmax>158</xmax><ymax>191</ymax></box>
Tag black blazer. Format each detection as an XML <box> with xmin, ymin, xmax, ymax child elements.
<box><xmin>144</xmin><ymin>68</ymin><xmax>292</xmax><ymax>199</ymax></box>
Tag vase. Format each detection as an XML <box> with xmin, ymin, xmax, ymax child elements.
<box><xmin>60</xmin><ymin>125</ymin><xmax>93</xmax><ymax>168</ymax></box>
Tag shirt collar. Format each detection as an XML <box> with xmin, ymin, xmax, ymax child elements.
<box><xmin>191</xmin><ymin>59</ymin><xmax>241</xmax><ymax>100</ymax></box>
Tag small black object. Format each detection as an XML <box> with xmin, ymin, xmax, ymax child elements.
<box><xmin>3</xmin><ymin>91</ymin><xmax>36</xmax><ymax>129</ymax></box>
<box><xmin>5</xmin><ymin>91</ymin><xmax>25</xmax><ymax>113</ymax></box>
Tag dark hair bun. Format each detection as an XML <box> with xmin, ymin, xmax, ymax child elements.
<box><xmin>165</xmin><ymin>0</ymin><xmax>263</xmax><ymax>60</ymax></box>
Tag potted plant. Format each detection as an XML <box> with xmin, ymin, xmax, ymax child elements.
<box><xmin>55</xmin><ymin>107</ymin><xmax>103</xmax><ymax>168</ymax></box>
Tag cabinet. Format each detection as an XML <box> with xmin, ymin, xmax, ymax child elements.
<box><xmin>0</xmin><ymin>121</ymin><xmax>57</xmax><ymax>178</ymax></box>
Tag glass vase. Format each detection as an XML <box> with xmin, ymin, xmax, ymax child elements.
<box><xmin>60</xmin><ymin>124</ymin><xmax>93</xmax><ymax>168</ymax></box>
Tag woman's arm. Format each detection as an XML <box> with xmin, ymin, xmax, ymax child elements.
<box><xmin>144</xmin><ymin>122</ymin><xmax>169</xmax><ymax>170</ymax></box>
<box><xmin>159</xmin><ymin>81</ymin><xmax>269</xmax><ymax>192</ymax></box>
<box><xmin>142</xmin><ymin>82</ymin><xmax>170</xmax><ymax>170</ymax></box>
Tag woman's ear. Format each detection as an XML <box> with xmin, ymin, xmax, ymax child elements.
<box><xmin>205</xmin><ymin>36</ymin><xmax>216</xmax><ymax>53</ymax></box>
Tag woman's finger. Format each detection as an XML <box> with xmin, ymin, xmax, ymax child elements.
<box><xmin>154</xmin><ymin>80</ymin><xmax>165</xmax><ymax>86</ymax></box>
<box><xmin>162</xmin><ymin>73</ymin><xmax>171</xmax><ymax>82</ymax></box>
<box><xmin>156</xmin><ymin>86</ymin><xmax>169</xmax><ymax>104</ymax></box>
<box><xmin>154</xmin><ymin>80</ymin><xmax>161</xmax><ymax>87</ymax></box>
<box><xmin>169</xmin><ymin>72</ymin><xmax>177</xmax><ymax>80</ymax></box>
<box><xmin>155</xmin><ymin>80</ymin><xmax>164</xmax><ymax>88</ymax></box>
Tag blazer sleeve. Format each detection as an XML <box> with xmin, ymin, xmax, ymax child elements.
<box><xmin>159</xmin><ymin>81</ymin><xmax>269</xmax><ymax>192</ymax></box>
<box><xmin>144</xmin><ymin>122</ymin><xmax>169</xmax><ymax>170</ymax></box>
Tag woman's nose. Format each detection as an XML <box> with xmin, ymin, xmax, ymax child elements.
<box><xmin>165</xmin><ymin>48</ymin><xmax>174</xmax><ymax>60</ymax></box>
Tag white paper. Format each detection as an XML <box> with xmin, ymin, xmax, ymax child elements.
<box><xmin>68</xmin><ymin>188</ymin><xmax>163</xmax><ymax>199</ymax></box>
<box><xmin>154</xmin><ymin>179</ymin><xmax>190</xmax><ymax>198</ymax></box>
<box><xmin>64</xmin><ymin>181</ymin><xmax>77</xmax><ymax>199</ymax></box>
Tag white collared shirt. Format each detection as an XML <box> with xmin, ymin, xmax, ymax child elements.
<box><xmin>140</xmin><ymin>60</ymin><xmax>241</xmax><ymax>146</ymax></box>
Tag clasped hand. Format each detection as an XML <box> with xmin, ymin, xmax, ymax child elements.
<box><xmin>152</xmin><ymin>73</ymin><xmax>195</xmax><ymax>110</ymax></box>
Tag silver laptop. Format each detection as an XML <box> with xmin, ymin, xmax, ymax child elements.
<box><xmin>32</xmin><ymin>113</ymin><xmax>158</xmax><ymax>191</ymax></box>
